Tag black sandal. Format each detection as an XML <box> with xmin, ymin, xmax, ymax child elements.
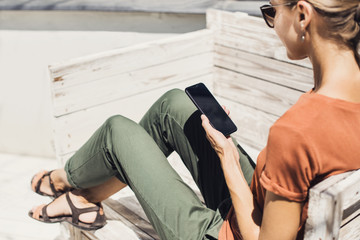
<box><xmin>28</xmin><ymin>192</ymin><xmax>106</xmax><ymax>231</ymax></box>
<box><xmin>31</xmin><ymin>170</ymin><xmax>66</xmax><ymax>198</ymax></box>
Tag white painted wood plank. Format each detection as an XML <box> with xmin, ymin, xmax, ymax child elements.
<box><xmin>339</xmin><ymin>215</ymin><xmax>360</xmax><ymax>240</ymax></box>
<box><xmin>305</xmin><ymin>170</ymin><xmax>360</xmax><ymax>240</ymax></box>
<box><xmin>52</xmin><ymin>52</ymin><xmax>213</xmax><ymax>116</ymax></box>
<box><xmin>94</xmin><ymin>221</ymin><xmax>144</xmax><ymax>240</ymax></box>
<box><xmin>214</xmin><ymin>45</ymin><xmax>313</xmax><ymax>92</ymax></box>
<box><xmin>214</xmin><ymin>67</ymin><xmax>303</xmax><ymax>117</ymax></box>
<box><xmin>216</xmin><ymin>96</ymin><xmax>277</xmax><ymax>151</ymax></box>
<box><xmin>329</xmin><ymin>170</ymin><xmax>360</xmax><ymax>210</ymax></box>
<box><xmin>206</xmin><ymin>9</ymin><xmax>312</xmax><ymax>68</ymax></box>
<box><xmin>304</xmin><ymin>190</ymin><xmax>337</xmax><ymax>240</ymax></box>
<box><xmin>49</xmin><ymin>29</ymin><xmax>213</xmax><ymax>89</ymax></box>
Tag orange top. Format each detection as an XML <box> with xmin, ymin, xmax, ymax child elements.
<box><xmin>219</xmin><ymin>91</ymin><xmax>360</xmax><ymax>240</ymax></box>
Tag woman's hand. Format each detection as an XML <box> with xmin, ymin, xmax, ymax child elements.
<box><xmin>200</xmin><ymin>107</ymin><xmax>239</xmax><ymax>165</ymax></box>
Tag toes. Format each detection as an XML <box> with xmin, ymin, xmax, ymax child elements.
<box><xmin>31</xmin><ymin>170</ymin><xmax>48</xmax><ymax>191</ymax></box>
<box><xmin>31</xmin><ymin>204</ymin><xmax>46</xmax><ymax>220</ymax></box>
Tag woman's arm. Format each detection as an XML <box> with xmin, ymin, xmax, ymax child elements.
<box><xmin>201</xmin><ymin>114</ymin><xmax>302</xmax><ymax>240</ymax></box>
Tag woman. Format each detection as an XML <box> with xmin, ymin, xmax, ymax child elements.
<box><xmin>29</xmin><ymin>1</ymin><xmax>360</xmax><ymax>239</ymax></box>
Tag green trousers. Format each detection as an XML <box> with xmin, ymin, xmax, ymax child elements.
<box><xmin>65</xmin><ymin>89</ymin><xmax>255</xmax><ymax>240</ymax></box>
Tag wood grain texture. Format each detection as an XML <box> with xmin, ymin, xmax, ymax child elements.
<box><xmin>52</xmin><ymin>52</ymin><xmax>212</xmax><ymax>116</ymax></box>
<box><xmin>214</xmin><ymin>45</ymin><xmax>313</xmax><ymax>92</ymax></box>
<box><xmin>214</xmin><ymin>67</ymin><xmax>303</xmax><ymax>117</ymax></box>
<box><xmin>207</xmin><ymin>9</ymin><xmax>312</xmax><ymax>68</ymax></box>
<box><xmin>339</xmin><ymin>215</ymin><xmax>360</xmax><ymax>240</ymax></box>
<box><xmin>216</xmin><ymin>96</ymin><xmax>277</xmax><ymax>151</ymax></box>
<box><xmin>50</xmin><ymin>30</ymin><xmax>213</xmax><ymax>117</ymax></box>
<box><xmin>305</xmin><ymin>170</ymin><xmax>360</xmax><ymax>240</ymax></box>
<box><xmin>49</xmin><ymin>29</ymin><xmax>213</xmax><ymax>82</ymax></box>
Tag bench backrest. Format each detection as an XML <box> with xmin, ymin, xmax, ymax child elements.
<box><xmin>48</xmin><ymin>9</ymin><xmax>360</xmax><ymax>240</ymax></box>
<box><xmin>305</xmin><ymin>169</ymin><xmax>360</xmax><ymax>240</ymax></box>
<box><xmin>49</xmin><ymin>29</ymin><xmax>214</xmax><ymax>165</ymax></box>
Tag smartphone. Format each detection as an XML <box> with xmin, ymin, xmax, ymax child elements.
<box><xmin>185</xmin><ymin>83</ymin><xmax>237</xmax><ymax>136</ymax></box>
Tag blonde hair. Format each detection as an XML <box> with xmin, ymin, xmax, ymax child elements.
<box><xmin>293</xmin><ymin>0</ymin><xmax>360</xmax><ymax>66</ymax></box>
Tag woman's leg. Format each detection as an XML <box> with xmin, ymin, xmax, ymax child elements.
<box><xmin>63</xmin><ymin>114</ymin><xmax>224</xmax><ymax>240</ymax></box>
<box><xmin>139</xmin><ymin>89</ymin><xmax>255</xmax><ymax>210</ymax></box>
<box><xmin>31</xmin><ymin>88</ymin><xmax>255</xmax><ymax>239</ymax></box>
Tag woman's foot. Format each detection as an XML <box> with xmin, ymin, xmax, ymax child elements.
<box><xmin>29</xmin><ymin>191</ymin><xmax>106</xmax><ymax>230</ymax></box>
<box><xmin>31</xmin><ymin>170</ymin><xmax>71</xmax><ymax>198</ymax></box>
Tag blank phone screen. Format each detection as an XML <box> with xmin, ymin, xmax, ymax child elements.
<box><xmin>185</xmin><ymin>83</ymin><xmax>237</xmax><ymax>136</ymax></box>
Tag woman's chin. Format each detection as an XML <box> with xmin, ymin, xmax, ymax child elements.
<box><xmin>286</xmin><ymin>51</ymin><xmax>307</xmax><ymax>61</ymax></box>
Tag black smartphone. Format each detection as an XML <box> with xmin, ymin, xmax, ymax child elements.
<box><xmin>185</xmin><ymin>83</ymin><xmax>237</xmax><ymax>136</ymax></box>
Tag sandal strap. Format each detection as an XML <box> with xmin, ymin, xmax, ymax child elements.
<box><xmin>92</xmin><ymin>205</ymin><xmax>106</xmax><ymax>228</ymax></box>
<box><xmin>34</xmin><ymin>170</ymin><xmax>63</xmax><ymax>198</ymax></box>
<box><xmin>47</xmin><ymin>171</ymin><xmax>59</xmax><ymax>197</ymax></box>
<box><xmin>35</xmin><ymin>172</ymin><xmax>49</xmax><ymax>194</ymax></box>
<box><xmin>65</xmin><ymin>192</ymin><xmax>102</xmax><ymax>225</ymax></box>
<box><xmin>42</xmin><ymin>205</ymin><xmax>50</xmax><ymax>222</ymax></box>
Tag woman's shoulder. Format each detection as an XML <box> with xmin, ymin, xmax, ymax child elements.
<box><xmin>273</xmin><ymin>91</ymin><xmax>360</xmax><ymax>133</ymax></box>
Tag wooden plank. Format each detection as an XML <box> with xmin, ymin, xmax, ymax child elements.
<box><xmin>305</xmin><ymin>170</ymin><xmax>360</xmax><ymax>240</ymax></box>
<box><xmin>53</xmin><ymin>75</ymin><xmax>213</xmax><ymax>157</ymax></box>
<box><xmin>52</xmin><ymin>52</ymin><xmax>213</xmax><ymax>116</ymax></box>
<box><xmin>63</xmin><ymin>189</ymin><xmax>157</xmax><ymax>240</ymax></box>
<box><xmin>206</xmin><ymin>9</ymin><xmax>312</xmax><ymax>68</ymax></box>
<box><xmin>334</xmin><ymin>170</ymin><xmax>360</xmax><ymax>226</ymax></box>
<box><xmin>0</xmin><ymin>0</ymin><xmax>219</xmax><ymax>14</ymax></box>
<box><xmin>49</xmin><ymin>29</ymin><xmax>213</xmax><ymax>90</ymax></box>
<box><xmin>102</xmin><ymin>199</ymin><xmax>158</xmax><ymax>240</ymax></box>
<box><xmin>216</xmin><ymin>96</ymin><xmax>277</xmax><ymax>151</ymax></box>
<box><xmin>211</xmin><ymin>1</ymin><xmax>266</xmax><ymax>17</ymax></box>
<box><xmin>214</xmin><ymin>67</ymin><xmax>303</xmax><ymax>117</ymax></box>
<box><xmin>339</xmin><ymin>215</ymin><xmax>360</xmax><ymax>240</ymax></box>
<box><xmin>305</xmin><ymin>183</ymin><xmax>340</xmax><ymax>239</ymax></box>
<box><xmin>342</xmin><ymin>199</ymin><xmax>360</xmax><ymax>226</ymax></box>
<box><xmin>214</xmin><ymin>45</ymin><xmax>313</xmax><ymax>92</ymax></box>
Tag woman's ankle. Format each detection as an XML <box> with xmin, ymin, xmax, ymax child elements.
<box><xmin>51</xmin><ymin>169</ymin><xmax>73</xmax><ymax>192</ymax></box>
<box><xmin>70</xmin><ymin>190</ymin><xmax>98</xmax><ymax>206</ymax></box>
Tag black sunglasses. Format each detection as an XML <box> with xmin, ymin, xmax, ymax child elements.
<box><xmin>260</xmin><ymin>2</ymin><xmax>297</xmax><ymax>28</ymax></box>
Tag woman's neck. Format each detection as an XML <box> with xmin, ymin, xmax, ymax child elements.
<box><xmin>308</xmin><ymin>40</ymin><xmax>360</xmax><ymax>103</ymax></box>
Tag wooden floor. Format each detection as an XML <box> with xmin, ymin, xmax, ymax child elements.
<box><xmin>0</xmin><ymin>153</ymin><xmax>61</xmax><ymax>240</ymax></box>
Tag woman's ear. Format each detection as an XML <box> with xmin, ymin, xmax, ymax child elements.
<box><xmin>296</xmin><ymin>0</ymin><xmax>313</xmax><ymax>30</ymax></box>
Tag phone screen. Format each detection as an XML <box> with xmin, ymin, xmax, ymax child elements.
<box><xmin>185</xmin><ymin>83</ymin><xmax>237</xmax><ymax>136</ymax></box>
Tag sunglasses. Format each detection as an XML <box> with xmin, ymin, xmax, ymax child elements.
<box><xmin>260</xmin><ymin>2</ymin><xmax>297</xmax><ymax>28</ymax></box>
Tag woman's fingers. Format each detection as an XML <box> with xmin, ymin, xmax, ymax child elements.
<box><xmin>31</xmin><ymin>204</ymin><xmax>46</xmax><ymax>220</ymax></box>
<box><xmin>201</xmin><ymin>114</ymin><xmax>212</xmax><ymax>133</ymax></box>
<box><xmin>201</xmin><ymin>114</ymin><xmax>239</xmax><ymax>163</ymax></box>
<box><xmin>201</xmin><ymin>114</ymin><xmax>227</xmax><ymax>148</ymax></box>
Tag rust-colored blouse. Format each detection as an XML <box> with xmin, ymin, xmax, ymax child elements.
<box><xmin>219</xmin><ymin>92</ymin><xmax>360</xmax><ymax>239</ymax></box>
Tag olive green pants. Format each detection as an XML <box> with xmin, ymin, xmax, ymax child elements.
<box><xmin>65</xmin><ymin>89</ymin><xmax>255</xmax><ymax>240</ymax></box>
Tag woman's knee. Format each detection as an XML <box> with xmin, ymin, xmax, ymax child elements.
<box><xmin>159</xmin><ymin>88</ymin><xmax>196</xmax><ymax>116</ymax></box>
<box><xmin>104</xmin><ymin>115</ymin><xmax>139</xmax><ymax>138</ymax></box>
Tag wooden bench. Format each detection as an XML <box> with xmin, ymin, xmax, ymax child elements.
<box><xmin>48</xmin><ymin>9</ymin><xmax>360</xmax><ymax>240</ymax></box>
